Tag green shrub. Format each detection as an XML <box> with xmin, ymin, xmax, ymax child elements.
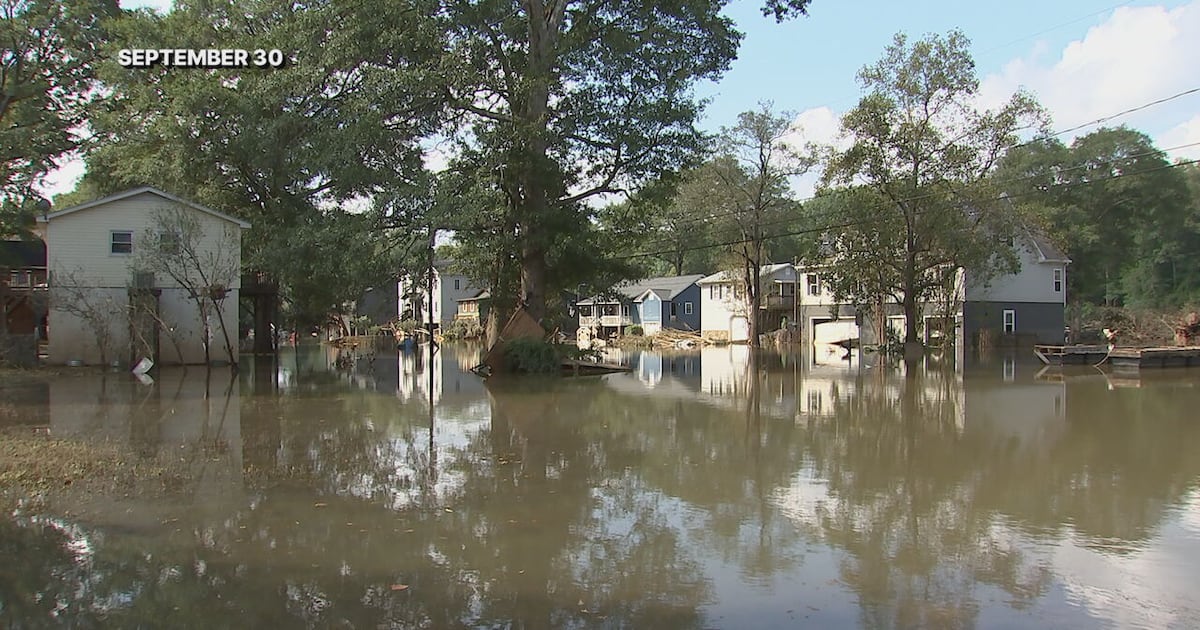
<box><xmin>502</xmin><ymin>338</ymin><xmax>561</xmax><ymax>374</ymax></box>
<box><xmin>442</xmin><ymin>318</ymin><xmax>484</xmax><ymax>341</ymax></box>
<box><xmin>625</xmin><ymin>325</ymin><xmax>644</xmax><ymax>336</ymax></box>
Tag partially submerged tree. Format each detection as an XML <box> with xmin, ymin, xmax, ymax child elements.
<box><xmin>135</xmin><ymin>207</ymin><xmax>240</xmax><ymax>366</ymax></box>
<box><xmin>703</xmin><ymin>104</ymin><xmax>809</xmax><ymax>346</ymax></box>
<box><xmin>437</xmin><ymin>0</ymin><xmax>814</xmax><ymax>328</ymax></box>
<box><xmin>819</xmin><ymin>30</ymin><xmax>1047</xmax><ymax>351</ymax></box>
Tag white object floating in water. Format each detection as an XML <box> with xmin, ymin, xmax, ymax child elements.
<box><xmin>134</xmin><ymin>372</ymin><xmax>155</xmax><ymax>386</ymax></box>
<box><xmin>132</xmin><ymin>357</ymin><xmax>154</xmax><ymax>375</ymax></box>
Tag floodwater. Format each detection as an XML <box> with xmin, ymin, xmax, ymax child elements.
<box><xmin>3</xmin><ymin>343</ymin><xmax>1200</xmax><ymax>629</ymax></box>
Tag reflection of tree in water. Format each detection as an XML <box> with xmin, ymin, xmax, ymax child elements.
<box><xmin>6</xmin><ymin>354</ymin><xmax>1200</xmax><ymax>627</ymax></box>
<box><xmin>800</xmin><ymin>365</ymin><xmax>1200</xmax><ymax>629</ymax></box>
<box><xmin>804</xmin><ymin>367</ymin><xmax>1051</xmax><ymax>628</ymax></box>
<box><xmin>2</xmin><ymin>375</ymin><xmax>712</xmax><ymax>627</ymax></box>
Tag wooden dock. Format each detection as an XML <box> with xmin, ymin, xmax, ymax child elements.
<box><xmin>1034</xmin><ymin>344</ymin><xmax>1111</xmax><ymax>365</ymax></box>
<box><xmin>1035</xmin><ymin>344</ymin><xmax>1200</xmax><ymax>369</ymax></box>
<box><xmin>1109</xmin><ymin>347</ymin><xmax>1200</xmax><ymax>370</ymax></box>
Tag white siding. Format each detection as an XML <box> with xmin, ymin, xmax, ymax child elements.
<box><xmin>44</xmin><ymin>191</ymin><xmax>244</xmax><ymax>365</ymax></box>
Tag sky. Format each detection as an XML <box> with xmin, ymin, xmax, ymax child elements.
<box><xmin>42</xmin><ymin>0</ymin><xmax>1200</xmax><ymax>199</ymax></box>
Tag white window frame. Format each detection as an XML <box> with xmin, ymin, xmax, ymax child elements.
<box><xmin>110</xmin><ymin>230</ymin><xmax>133</xmax><ymax>255</ymax></box>
<box><xmin>806</xmin><ymin>273</ymin><xmax>821</xmax><ymax>296</ymax></box>
<box><xmin>1053</xmin><ymin>268</ymin><xmax>1062</xmax><ymax>293</ymax></box>
<box><xmin>1003</xmin><ymin>309</ymin><xmax>1016</xmax><ymax>334</ymax></box>
<box><xmin>684</xmin><ymin>301</ymin><xmax>693</xmax><ymax>315</ymax></box>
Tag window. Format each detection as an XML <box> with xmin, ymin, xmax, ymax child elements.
<box><xmin>781</xmin><ymin>282</ymin><xmax>795</xmax><ymax>296</ymax></box>
<box><xmin>157</xmin><ymin>229</ymin><xmax>181</xmax><ymax>255</ymax></box>
<box><xmin>1053</xmin><ymin>268</ymin><xmax>1062</xmax><ymax>293</ymax></box>
<box><xmin>684</xmin><ymin>301</ymin><xmax>693</xmax><ymax>315</ymax></box>
<box><xmin>578</xmin><ymin>305</ymin><xmax>592</xmax><ymax>317</ymax></box>
<box><xmin>670</xmin><ymin>302</ymin><xmax>677</xmax><ymax>317</ymax></box>
<box><xmin>111</xmin><ymin>231</ymin><xmax>133</xmax><ymax>255</ymax></box>
<box><xmin>621</xmin><ymin>304</ymin><xmax>630</xmax><ymax>317</ymax></box>
<box><xmin>9</xmin><ymin>271</ymin><xmax>30</xmax><ymax>287</ymax></box>
<box><xmin>709</xmin><ymin>286</ymin><xmax>716</xmax><ymax>299</ymax></box>
<box><xmin>454</xmin><ymin>278</ymin><xmax>460</xmax><ymax>290</ymax></box>
<box><xmin>1003</xmin><ymin>309</ymin><xmax>1016</xmax><ymax>334</ymax></box>
<box><xmin>806</xmin><ymin>273</ymin><xmax>821</xmax><ymax>296</ymax></box>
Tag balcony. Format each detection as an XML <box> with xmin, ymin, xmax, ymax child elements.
<box><xmin>762</xmin><ymin>294</ymin><xmax>795</xmax><ymax>309</ymax></box>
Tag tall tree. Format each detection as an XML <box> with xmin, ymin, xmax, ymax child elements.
<box><xmin>701</xmin><ymin>104</ymin><xmax>809</xmax><ymax>346</ymax></box>
<box><xmin>0</xmin><ymin>0</ymin><xmax>118</xmax><ymax>235</ymax></box>
<box><xmin>820</xmin><ymin>30</ymin><xmax>1046</xmax><ymax>351</ymax></box>
<box><xmin>437</xmin><ymin>0</ymin><xmax>813</xmax><ymax>326</ymax></box>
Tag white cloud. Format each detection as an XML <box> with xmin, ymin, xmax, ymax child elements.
<box><xmin>978</xmin><ymin>2</ymin><xmax>1200</xmax><ymax>148</ymax></box>
<box><xmin>1159</xmin><ymin>113</ymin><xmax>1200</xmax><ymax>161</ymax></box>
<box><xmin>782</xmin><ymin>106</ymin><xmax>850</xmax><ymax>200</ymax></box>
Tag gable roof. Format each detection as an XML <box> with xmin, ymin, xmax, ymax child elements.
<box><xmin>1025</xmin><ymin>230</ymin><xmax>1070</xmax><ymax>264</ymax></box>
<box><xmin>577</xmin><ymin>274</ymin><xmax>704</xmax><ymax>305</ymax></box>
<box><xmin>456</xmin><ymin>289</ymin><xmax>491</xmax><ymax>302</ymax></box>
<box><xmin>0</xmin><ymin>239</ymin><xmax>46</xmax><ymax>268</ymax></box>
<box><xmin>37</xmin><ymin>186</ymin><xmax>252</xmax><ymax>229</ymax></box>
<box><xmin>698</xmin><ymin>263</ymin><xmax>794</xmax><ymax>285</ymax></box>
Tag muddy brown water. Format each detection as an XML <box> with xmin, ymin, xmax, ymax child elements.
<box><xmin>2</xmin><ymin>343</ymin><xmax>1200</xmax><ymax>628</ymax></box>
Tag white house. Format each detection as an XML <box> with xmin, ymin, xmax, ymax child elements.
<box><xmin>698</xmin><ymin>263</ymin><xmax>797</xmax><ymax>343</ymax></box>
<box><xmin>397</xmin><ymin>259</ymin><xmax>477</xmax><ymax>331</ymax></box>
<box><xmin>38</xmin><ymin>187</ymin><xmax>250</xmax><ymax>366</ymax></box>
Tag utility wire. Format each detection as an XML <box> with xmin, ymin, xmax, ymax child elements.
<box><xmin>613</xmin><ymin>140</ymin><xmax>1200</xmax><ymax>255</ymax></box>
<box><xmin>612</xmin><ymin>156</ymin><xmax>1200</xmax><ymax>262</ymax></box>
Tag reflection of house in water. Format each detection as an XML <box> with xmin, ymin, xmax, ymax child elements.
<box><xmin>47</xmin><ymin>370</ymin><xmax>244</xmax><ymax>501</ymax></box>
<box><xmin>961</xmin><ymin>360</ymin><xmax>1066</xmax><ymax>448</ymax></box>
<box><xmin>386</xmin><ymin>344</ymin><xmax>486</xmax><ymax>406</ymax></box>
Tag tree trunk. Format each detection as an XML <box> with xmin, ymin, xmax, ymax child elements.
<box><xmin>747</xmin><ymin>257</ymin><xmax>762</xmax><ymax>348</ymax></box>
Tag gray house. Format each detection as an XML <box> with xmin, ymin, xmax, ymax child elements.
<box><xmin>962</xmin><ymin>231</ymin><xmax>1070</xmax><ymax>347</ymax></box>
<box><xmin>577</xmin><ymin>274</ymin><xmax>704</xmax><ymax>338</ymax></box>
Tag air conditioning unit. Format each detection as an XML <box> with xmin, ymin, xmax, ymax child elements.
<box><xmin>132</xmin><ymin>271</ymin><xmax>156</xmax><ymax>288</ymax></box>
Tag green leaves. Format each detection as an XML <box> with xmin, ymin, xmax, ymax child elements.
<box><xmin>1</xmin><ymin>0</ymin><xmax>119</xmax><ymax>235</ymax></box>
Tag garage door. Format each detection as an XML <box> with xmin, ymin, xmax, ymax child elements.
<box><xmin>730</xmin><ymin>316</ymin><xmax>750</xmax><ymax>343</ymax></box>
<box><xmin>812</xmin><ymin>319</ymin><xmax>859</xmax><ymax>346</ymax></box>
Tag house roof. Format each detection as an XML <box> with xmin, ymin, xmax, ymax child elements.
<box><xmin>456</xmin><ymin>289</ymin><xmax>491</xmax><ymax>302</ymax></box>
<box><xmin>0</xmin><ymin>239</ymin><xmax>46</xmax><ymax>268</ymax></box>
<box><xmin>697</xmin><ymin>263</ymin><xmax>794</xmax><ymax>285</ymax></box>
<box><xmin>1026</xmin><ymin>230</ymin><xmax>1071</xmax><ymax>264</ymax></box>
<box><xmin>577</xmin><ymin>274</ymin><xmax>704</xmax><ymax>305</ymax></box>
<box><xmin>37</xmin><ymin>186</ymin><xmax>252</xmax><ymax>229</ymax></box>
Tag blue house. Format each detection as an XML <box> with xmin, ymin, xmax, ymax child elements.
<box><xmin>577</xmin><ymin>274</ymin><xmax>704</xmax><ymax>338</ymax></box>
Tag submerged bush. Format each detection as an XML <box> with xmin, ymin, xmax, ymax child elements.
<box><xmin>625</xmin><ymin>325</ymin><xmax>644</xmax><ymax>336</ymax></box>
<box><xmin>502</xmin><ymin>338</ymin><xmax>561</xmax><ymax>374</ymax></box>
<box><xmin>442</xmin><ymin>318</ymin><xmax>484</xmax><ymax>341</ymax></box>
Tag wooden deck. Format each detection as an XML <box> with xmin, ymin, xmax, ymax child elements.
<box><xmin>1036</xmin><ymin>344</ymin><xmax>1200</xmax><ymax>369</ymax></box>
<box><xmin>1034</xmin><ymin>344</ymin><xmax>1111</xmax><ymax>365</ymax></box>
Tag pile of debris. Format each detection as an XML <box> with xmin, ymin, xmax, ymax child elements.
<box><xmin>1174</xmin><ymin>311</ymin><xmax>1200</xmax><ymax>346</ymax></box>
<box><xmin>650</xmin><ymin>329</ymin><xmax>704</xmax><ymax>349</ymax></box>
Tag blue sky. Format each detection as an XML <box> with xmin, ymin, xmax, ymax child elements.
<box><xmin>44</xmin><ymin>0</ymin><xmax>1200</xmax><ymax>197</ymax></box>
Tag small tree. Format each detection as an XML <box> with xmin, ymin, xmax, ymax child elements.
<box><xmin>135</xmin><ymin>206</ymin><xmax>240</xmax><ymax>366</ymax></box>
<box><xmin>50</xmin><ymin>265</ymin><xmax>122</xmax><ymax>365</ymax></box>
<box><xmin>699</xmin><ymin>104</ymin><xmax>811</xmax><ymax>347</ymax></box>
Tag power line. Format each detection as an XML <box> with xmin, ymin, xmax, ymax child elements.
<box><xmin>612</xmin><ymin>156</ymin><xmax>1200</xmax><ymax>262</ymax></box>
<box><xmin>614</xmin><ymin>140</ymin><xmax>1200</xmax><ymax>256</ymax></box>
